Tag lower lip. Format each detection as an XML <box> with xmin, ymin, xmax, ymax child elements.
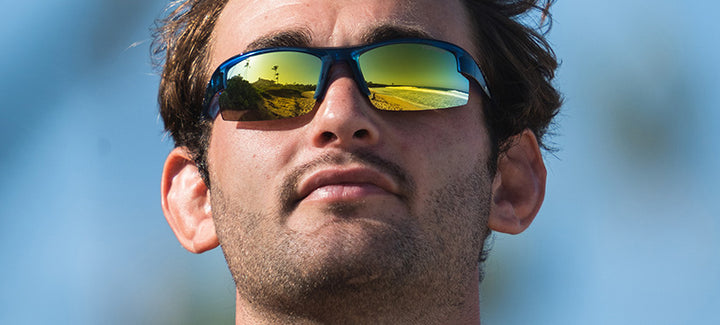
<box><xmin>302</xmin><ymin>183</ymin><xmax>390</xmax><ymax>202</ymax></box>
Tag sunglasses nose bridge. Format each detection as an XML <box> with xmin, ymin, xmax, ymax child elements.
<box><xmin>314</xmin><ymin>49</ymin><xmax>370</xmax><ymax>100</ymax></box>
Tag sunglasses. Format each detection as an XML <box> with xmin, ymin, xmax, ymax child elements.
<box><xmin>202</xmin><ymin>38</ymin><xmax>491</xmax><ymax>121</ymax></box>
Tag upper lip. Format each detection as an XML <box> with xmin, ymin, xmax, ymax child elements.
<box><xmin>295</xmin><ymin>165</ymin><xmax>400</xmax><ymax>202</ymax></box>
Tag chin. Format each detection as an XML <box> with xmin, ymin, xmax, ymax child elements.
<box><xmin>230</xmin><ymin>215</ymin><xmax>426</xmax><ymax>305</ymax></box>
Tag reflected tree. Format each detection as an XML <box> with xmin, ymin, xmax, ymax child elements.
<box><xmin>271</xmin><ymin>65</ymin><xmax>279</xmax><ymax>83</ymax></box>
<box><xmin>218</xmin><ymin>76</ymin><xmax>264</xmax><ymax>120</ymax></box>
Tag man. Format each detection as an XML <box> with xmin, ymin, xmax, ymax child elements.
<box><xmin>154</xmin><ymin>0</ymin><xmax>561</xmax><ymax>323</ymax></box>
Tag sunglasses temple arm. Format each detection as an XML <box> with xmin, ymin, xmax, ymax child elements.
<box><xmin>458</xmin><ymin>55</ymin><xmax>491</xmax><ymax>99</ymax></box>
<box><xmin>202</xmin><ymin>71</ymin><xmax>228</xmax><ymax>120</ymax></box>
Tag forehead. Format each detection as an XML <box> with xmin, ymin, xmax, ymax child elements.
<box><xmin>210</xmin><ymin>0</ymin><xmax>474</xmax><ymax>68</ymax></box>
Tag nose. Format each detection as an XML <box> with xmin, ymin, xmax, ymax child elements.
<box><xmin>309</xmin><ymin>62</ymin><xmax>381</xmax><ymax>148</ymax></box>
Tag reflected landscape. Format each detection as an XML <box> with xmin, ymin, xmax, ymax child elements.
<box><xmin>219</xmin><ymin>76</ymin><xmax>316</xmax><ymax>121</ymax></box>
<box><xmin>218</xmin><ymin>75</ymin><xmax>470</xmax><ymax>120</ymax></box>
<box><xmin>368</xmin><ymin>86</ymin><xmax>468</xmax><ymax>111</ymax></box>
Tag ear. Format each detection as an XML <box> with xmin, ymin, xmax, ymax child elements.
<box><xmin>161</xmin><ymin>147</ymin><xmax>219</xmax><ymax>253</ymax></box>
<box><xmin>488</xmin><ymin>130</ymin><xmax>547</xmax><ymax>235</ymax></box>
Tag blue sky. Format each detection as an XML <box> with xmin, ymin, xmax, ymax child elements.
<box><xmin>1</xmin><ymin>1</ymin><xmax>718</xmax><ymax>324</ymax></box>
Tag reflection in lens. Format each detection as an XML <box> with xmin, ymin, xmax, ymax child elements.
<box><xmin>359</xmin><ymin>43</ymin><xmax>469</xmax><ymax>111</ymax></box>
<box><xmin>219</xmin><ymin>51</ymin><xmax>321</xmax><ymax>121</ymax></box>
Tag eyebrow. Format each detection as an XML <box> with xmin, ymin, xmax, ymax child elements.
<box><xmin>361</xmin><ymin>24</ymin><xmax>433</xmax><ymax>44</ymax></box>
<box><xmin>243</xmin><ymin>24</ymin><xmax>432</xmax><ymax>53</ymax></box>
<box><xmin>244</xmin><ymin>29</ymin><xmax>313</xmax><ymax>52</ymax></box>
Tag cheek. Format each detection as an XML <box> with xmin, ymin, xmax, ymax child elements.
<box><xmin>396</xmin><ymin>107</ymin><xmax>488</xmax><ymax>156</ymax></box>
<box><xmin>207</xmin><ymin>122</ymin><xmax>299</xmax><ymax>209</ymax></box>
<box><xmin>390</xmin><ymin>107</ymin><xmax>490</xmax><ymax>193</ymax></box>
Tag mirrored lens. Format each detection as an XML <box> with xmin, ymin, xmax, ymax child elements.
<box><xmin>358</xmin><ymin>43</ymin><xmax>469</xmax><ymax>111</ymax></box>
<box><xmin>218</xmin><ymin>51</ymin><xmax>322</xmax><ymax>121</ymax></box>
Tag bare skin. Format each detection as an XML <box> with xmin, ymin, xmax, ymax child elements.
<box><xmin>160</xmin><ymin>0</ymin><xmax>547</xmax><ymax>323</ymax></box>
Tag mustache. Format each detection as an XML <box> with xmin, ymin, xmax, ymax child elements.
<box><xmin>278</xmin><ymin>149</ymin><xmax>415</xmax><ymax>215</ymax></box>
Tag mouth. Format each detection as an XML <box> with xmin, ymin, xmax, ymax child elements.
<box><xmin>294</xmin><ymin>166</ymin><xmax>401</xmax><ymax>205</ymax></box>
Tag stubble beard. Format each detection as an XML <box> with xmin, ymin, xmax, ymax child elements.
<box><xmin>210</xmin><ymin>152</ymin><xmax>492</xmax><ymax>320</ymax></box>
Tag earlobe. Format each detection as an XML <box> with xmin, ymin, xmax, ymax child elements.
<box><xmin>488</xmin><ymin>130</ymin><xmax>547</xmax><ymax>235</ymax></box>
<box><xmin>161</xmin><ymin>147</ymin><xmax>219</xmax><ymax>253</ymax></box>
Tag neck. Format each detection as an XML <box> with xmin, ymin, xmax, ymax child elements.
<box><xmin>233</xmin><ymin>269</ymin><xmax>482</xmax><ymax>324</ymax></box>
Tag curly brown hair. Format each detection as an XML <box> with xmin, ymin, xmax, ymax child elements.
<box><xmin>152</xmin><ymin>0</ymin><xmax>562</xmax><ymax>183</ymax></box>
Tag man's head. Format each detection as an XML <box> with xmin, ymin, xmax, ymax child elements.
<box><xmin>154</xmin><ymin>0</ymin><xmax>560</xmax><ymax>182</ymax></box>
<box><xmin>156</xmin><ymin>0</ymin><xmax>560</xmax><ymax>323</ymax></box>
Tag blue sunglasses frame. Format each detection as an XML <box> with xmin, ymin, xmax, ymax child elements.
<box><xmin>202</xmin><ymin>38</ymin><xmax>491</xmax><ymax>120</ymax></box>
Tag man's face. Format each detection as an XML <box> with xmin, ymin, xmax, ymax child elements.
<box><xmin>207</xmin><ymin>0</ymin><xmax>493</xmax><ymax>309</ymax></box>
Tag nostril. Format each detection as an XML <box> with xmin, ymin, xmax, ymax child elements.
<box><xmin>353</xmin><ymin>129</ymin><xmax>369</xmax><ymax>139</ymax></box>
<box><xmin>321</xmin><ymin>131</ymin><xmax>337</xmax><ymax>142</ymax></box>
